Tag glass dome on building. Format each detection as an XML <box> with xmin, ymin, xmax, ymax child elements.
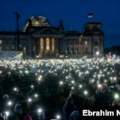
<box><xmin>24</xmin><ymin>16</ymin><xmax>51</xmax><ymax>32</ymax></box>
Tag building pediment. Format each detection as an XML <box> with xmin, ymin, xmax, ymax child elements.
<box><xmin>33</xmin><ymin>27</ymin><xmax>62</xmax><ymax>35</ymax></box>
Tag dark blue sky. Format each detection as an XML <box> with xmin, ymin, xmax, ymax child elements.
<box><xmin>0</xmin><ymin>0</ymin><xmax>120</xmax><ymax>48</ymax></box>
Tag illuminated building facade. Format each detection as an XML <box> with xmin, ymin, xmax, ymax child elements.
<box><xmin>0</xmin><ymin>16</ymin><xmax>104</xmax><ymax>58</ymax></box>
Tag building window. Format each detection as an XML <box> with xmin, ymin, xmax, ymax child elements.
<box><xmin>80</xmin><ymin>41</ymin><xmax>83</xmax><ymax>45</ymax></box>
<box><xmin>52</xmin><ymin>38</ymin><xmax>55</xmax><ymax>52</ymax></box>
<box><xmin>46</xmin><ymin>38</ymin><xmax>50</xmax><ymax>51</ymax></box>
<box><xmin>76</xmin><ymin>48</ymin><xmax>78</xmax><ymax>54</ymax></box>
<box><xmin>94</xmin><ymin>41</ymin><xmax>99</xmax><ymax>46</ymax></box>
<box><xmin>40</xmin><ymin>38</ymin><xmax>44</xmax><ymax>51</ymax></box>
<box><xmin>35</xmin><ymin>21</ymin><xmax>39</xmax><ymax>26</ymax></box>
<box><xmin>71</xmin><ymin>47</ymin><xmax>74</xmax><ymax>54</ymax></box>
<box><xmin>11</xmin><ymin>45</ymin><xmax>15</xmax><ymax>50</ymax></box>
<box><xmin>0</xmin><ymin>40</ymin><xmax>2</xmax><ymax>51</ymax></box>
<box><xmin>85</xmin><ymin>41</ymin><xmax>88</xmax><ymax>45</ymax></box>
<box><xmin>94</xmin><ymin>47</ymin><xmax>98</xmax><ymax>52</ymax></box>
<box><xmin>67</xmin><ymin>47</ymin><xmax>69</xmax><ymax>53</ymax></box>
<box><xmin>85</xmin><ymin>47</ymin><xmax>88</xmax><ymax>53</ymax></box>
<box><xmin>75</xmin><ymin>41</ymin><xmax>78</xmax><ymax>45</ymax></box>
<box><xmin>0</xmin><ymin>40</ymin><xmax>2</xmax><ymax>44</ymax></box>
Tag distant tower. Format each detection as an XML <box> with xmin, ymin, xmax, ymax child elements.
<box><xmin>15</xmin><ymin>12</ymin><xmax>20</xmax><ymax>51</ymax></box>
<box><xmin>83</xmin><ymin>22</ymin><xmax>104</xmax><ymax>57</ymax></box>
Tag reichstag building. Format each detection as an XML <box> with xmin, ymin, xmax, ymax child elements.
<box><xmin>0</xmin><ymin>16</ymin><xmax>104</xmax><ymax>58</ymax></box>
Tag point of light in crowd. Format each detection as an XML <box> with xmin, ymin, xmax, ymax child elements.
<box><xmin>5</xmin><ymin>111</ymin><xmax>10</xmax><ymax>117</ymax></box>
<box><xmin>98</xmin><ymin>74</ymin><xmax>101</xmax><ymax>78</ymax></box>
<box><xmin>96</xmin><ymin>51</ymin><xmax>99</xmax><ymax>56</ymax></box>
<box><xmin>79</xmin><ymin>84</ymin><xmax>83</xmax><ymax>88</ymax></box>
<box><xmin>38</xmin><ymin>75</ymin><xmax>42</xmax><ymax>81</ymax></box>
<box><xmin>0</xmin><ymin>71</ymin><xmax>2</xmax><ymax>74</ymax></box>
<box><xmin>56</xmin><ymin>114</ymin><xmax>61</xmax><ymax>119</ymax></box>
<box><xmin>28</xmin><ymin>98</ymin><xmax>32</xmax><ymax>103</ymax></box>
<box><xmin>114</xmin><ymin>77</ymin><xmax>117</xmax><ymax>81</ymax></box>
<box><xmin>83</xmin><ymin>90</ymin><xmax>88</xmax><ymax>96</ymax></box>
<box><xmin>8</xmin><ymin>72</ymin><xmax>11</xmax><ymax>75</ymax></box>
<box><xmin>114</xmin><ymin>93</ymin><xmax>119</xmax><ymax>100</ymax></box>
<box><xmin>7</xmin><ymin>101</ymin><xmax>13</xmax><ymax>106</ymax></box>
<box><xmin>104</xmin><ymin>80</ymin><xmax>107</xmax><ymax>83</ymax></box>
<box><xmin>13</xmin><ymin>87</ymin><xmax>18</xmax><ymax>91</ymax></box>
<box><xmin>71</xmin><ymin>80</ymin><xmax>75</xmax><ymax>84</ymax></box>
<box><xmin>71</xmin><ymin>87</ymin><xmax>74</xmax><ymax>90</ymax></box>
<box><xmin>19</xmin><ymin>70</ymin><xmax>23</xmax><ymax>74</ymax></box>
<box><xmin>97</xmin><ymin>84</ymin><xmax>102</xmax><ymax>88</ymax></box>
<box><xmin>85</xmin><ymin>70</ymin><xmax>89</xmax><ymax>74</ymax></box>
<box><xmin>25</xmin><ymin>70</ymin><xmax>29</xmax><ymax>74</ymax></box>
<box><xmin>30</xmin><ymin>85</ymin><xmax>34</xmax><ymax>89</ymax></box>
<box><xmin>59</xmin><ymin>81</ymin><xmax>63</xmax><ymax>86</ymax></box>
<box><xmin>37</xmin><ymin>108</ymin><xmax>43</xmax><ymax>113</ymax></box>
<box><xmin>34</xmin><ymin>93</ymin><xmax>38</xmax><ymax>98</ymax></box>
<box><xmin>91</xmin><ymin>79</ymin><xmax>95</xmax><ymax>83</ymax></box>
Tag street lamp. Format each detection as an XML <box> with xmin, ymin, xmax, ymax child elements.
<box><xmin>96</xmin><ymin>51</ymin><xmax>100</xmax><ymax>59</ymax></box>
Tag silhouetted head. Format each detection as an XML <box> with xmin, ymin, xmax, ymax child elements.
<box><xmin>70</xmin><ymin>110</ymin><xmax>79</xmax><ymax>120</ymax></box>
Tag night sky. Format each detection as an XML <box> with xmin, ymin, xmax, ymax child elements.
<box><xmin>0</xmin><ymin>0</ymin><xmax>120</xmax><ymax>48</ymax></box>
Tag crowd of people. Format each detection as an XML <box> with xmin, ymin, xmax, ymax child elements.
<box><xmin>0</xmin><ymin>57</ymin><xmax>119</xmax><ymax>119</ymax></box>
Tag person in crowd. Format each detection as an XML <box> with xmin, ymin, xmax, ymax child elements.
<box><xmin>24</xmin><ymin>113</ymin><xmax>33</xmax><ymax>120</ymax></box>
<box><xmin>63</xmin><ymin>90</ymin><xmax>79</xmax><ymax>120</ymax></box>
<box><xmin>69</xmin><ymin>110</ymin><xmax>79</xmax><ymax>120</ymax></box>
<box><xmin>0</xmin><ymin>113</ymin><xmax>4</xmax><ymax>120</ymax></box>
<box><xmin>95</xmin><ymin>84</ymin><xmax>111</xmax><ymax>107</ymax></box>
<box><xmin>9</xmin><ymin>103</ymin><xmax>24</xmax><ymax>120</ymax></box>
<box><xmin>112</xmin><ymin>99</ymin><xmax>120</xmax><ymax>106</ymax></box>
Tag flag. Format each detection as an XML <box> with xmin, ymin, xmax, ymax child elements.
<box><xmin>88</xmin><ymin>13</ymin><xmax>94</xmax><ymax>18</ymax></box>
